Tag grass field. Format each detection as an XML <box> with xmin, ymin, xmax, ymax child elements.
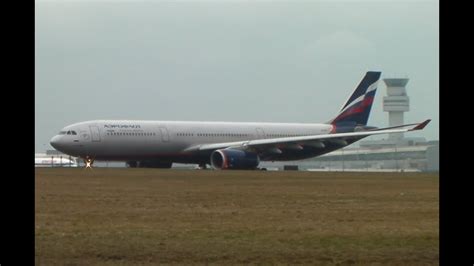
<box><xmin>35</xmin><ymin>169</ymin><xmax>439</xmax><ymax>265</ymax></box>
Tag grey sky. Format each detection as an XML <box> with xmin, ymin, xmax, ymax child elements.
<box><xmin>35</xmin><ymin>0</ymin><xmax>439</xmax><ymax>152</ymax></box>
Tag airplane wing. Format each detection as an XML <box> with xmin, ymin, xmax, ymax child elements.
<box><xmin>184</xmin><ymin>119</ymin><xmax>431</xmax><ymax>154</ymax></box>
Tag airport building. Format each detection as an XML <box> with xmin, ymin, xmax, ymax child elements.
<box><xmin>36</xmin><ymin>151</ymin><xmax>124</xmax><ymax>168</ymax></box>
<box><xmin>35</xmin><ymin>151</ymin><xmax>78</xmax><ymax>167</ymax></box>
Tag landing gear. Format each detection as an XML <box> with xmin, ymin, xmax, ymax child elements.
<box><xmin>198</xmin><ymin>163</ymin><xmax>208</xmax><ymax>170</ymax></box>
<box><xmin>84</xmin><ymin>156</ymin><xmax>94</xmax><ymax>169</ymax></box>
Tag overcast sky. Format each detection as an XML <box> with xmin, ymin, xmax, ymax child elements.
<box><xmin>35</xmin><ymin>0</ymin><xmax>439</xmax><ymax>152</ymax></box>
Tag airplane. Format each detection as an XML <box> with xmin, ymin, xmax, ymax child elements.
<box><xmin>35</xmin><ymin>155</ymin><xmax>78</xmax><ymax>167</ymax></box>
<box><xmin>49</xmin><ymin>71</ymin><xmax>430</xmax><ymax>170</ymax></box>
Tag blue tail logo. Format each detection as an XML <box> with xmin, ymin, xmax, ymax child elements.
<box><xmin>329</xmin><ymin>71</ymin><xmax>381</xmax><ymax>127</ymax></box>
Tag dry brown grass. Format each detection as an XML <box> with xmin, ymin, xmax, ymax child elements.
<box><xmin>35</xmin><ymin>168</ymin><xmax>439</xmax><ymax>265</ymax></box>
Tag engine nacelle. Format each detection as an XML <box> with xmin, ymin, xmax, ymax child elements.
<box><xmin>210</xmin><ymin>149</ymin><xmax>260</xmax><ymax>170</ymax></box>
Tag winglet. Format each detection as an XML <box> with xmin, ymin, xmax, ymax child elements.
<box><xmin>411</xmin><ymin>119</ymin><xmax>431</xmax><ymax>130</ymax></box>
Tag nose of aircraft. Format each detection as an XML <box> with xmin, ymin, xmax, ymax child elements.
<box><xmin>50</xmin><ymin>135</ymin><xmax>62</xmax><ymax>151</ymax></box>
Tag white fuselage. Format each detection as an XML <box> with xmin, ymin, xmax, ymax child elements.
<box><xmin>50</xmin><ymin>120</ymin><xmax>334</xmax><ymax>163</ymax></box>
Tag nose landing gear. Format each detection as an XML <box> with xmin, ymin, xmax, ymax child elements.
<box><xmin>84</xmin><ymin>156</ymin><xmax>94</xmax><ymax>169</ymax></box>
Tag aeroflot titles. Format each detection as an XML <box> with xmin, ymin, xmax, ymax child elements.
<box><xmin>104</xmin><ymin>125</ymin><xmax>141</xmax><ymax>129</ymax></box>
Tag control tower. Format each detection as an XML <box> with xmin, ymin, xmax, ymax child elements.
<box><xmin>383</xmin><ymin>78</ymin><xmax>410</xmax><ymax>141</ymax></box>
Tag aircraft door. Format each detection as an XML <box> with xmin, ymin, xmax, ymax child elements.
<box><xmin>159</xmin><ymin>127</ymin><xmax>169</xmax><ymax>142</ymax></box>
<box><xmin>89</xmin><ymin>126</ymin><xmax>101</xmax><ymax>142</ymax></box>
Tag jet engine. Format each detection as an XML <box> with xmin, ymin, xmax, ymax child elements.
<box><xmin>210</xmin><ymin>149</ymin><xmax>260</xmax><ymax>170</ymax></box>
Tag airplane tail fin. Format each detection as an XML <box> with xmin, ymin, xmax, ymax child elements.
<box><xmin>328</xmin><ymin>71</ymin><xmax>381</xmax><ymax>127</ymax></box>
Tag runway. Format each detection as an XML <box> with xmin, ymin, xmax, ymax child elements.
<box><xmin>35</xmin><ymin>168</ymin><xmax>439</xmax><ymax>265</ymax></box>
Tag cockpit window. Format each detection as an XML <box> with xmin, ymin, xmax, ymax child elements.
<box><xmin>59</xmin><ymin>130</ymin><xmax>77</xmax><ymax>135</ymax></box>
